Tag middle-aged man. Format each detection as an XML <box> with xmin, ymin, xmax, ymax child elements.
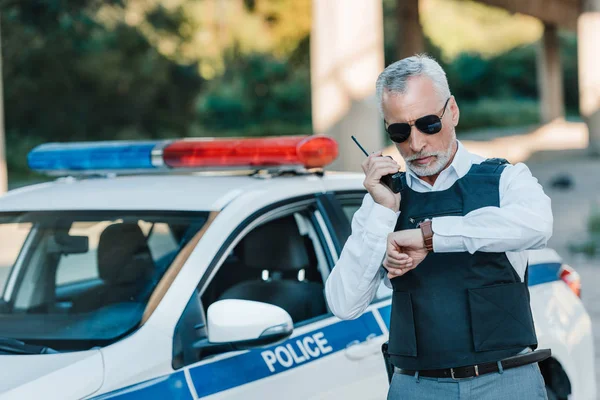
<box><xmin>325</xmin><ymin>54</ymin><xmax>553</xmax><ymax>400</ymax></box>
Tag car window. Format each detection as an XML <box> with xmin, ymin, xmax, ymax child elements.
<box><xmin>171</xmin><ymin>206</ymin><xmax>333</xmax><ymax>369</ymax></box>
<box><xmin>341</xmin><ymin>202</ymin><xmax>362</xmax><ymax>223</ymax></box>
<box><xmin>55</xmin><ymin>221</ymin><xmax>182</xmax><ymax>286</ymax></box>
<box><xmin>0</xmin><ymin>211</ymin><xmax>208</xmax><ymax>351</ymax></box>
<box><xmin>201</xmin><ymin>209</ymin><xmax>330</xmax><ymax>326</ymax></box>
<box><xmin>332</xmin><ymin>193</ymin><xmax>365</xmax><ymax>245</ymax></box>
<box><xmin>55</xmin><ymin>221</ymin><xmax>107</xmax><ymax>286</ymax></box>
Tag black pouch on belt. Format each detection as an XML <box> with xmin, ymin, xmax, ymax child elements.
<box><xmin>381</xmin><ymin>341</ymin><xmax>394</xmax><ymax>384</ymax></box>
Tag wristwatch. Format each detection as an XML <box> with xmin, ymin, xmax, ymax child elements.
<box><xmin>419</xmin><ymin>219</ymin><xmax>434</xmax><ymax>252</ymax></box>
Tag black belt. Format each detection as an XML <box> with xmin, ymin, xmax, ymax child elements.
<box><xmin>396</xmin><ymin>349</ymin><xmax>551</xmax><ymax>380</ymax></box>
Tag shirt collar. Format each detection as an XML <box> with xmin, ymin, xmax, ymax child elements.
<box><xmin>404</xmin><ymin>140</ymin><xmax>472</xmax><ymax>187</ymax></box>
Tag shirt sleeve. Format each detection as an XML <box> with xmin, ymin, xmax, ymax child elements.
<box><xmin>431</xmin><ymin>162</ymin><xmax>553</xmax><ymax>254</ymax></box>
<box><xmin>325</xmin><ymin>193</ymin><xmax>397</xmax><ymax>320</ymax></box>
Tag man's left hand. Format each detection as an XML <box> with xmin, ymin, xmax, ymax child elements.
<box><xmin>384</xmin><ymin>229</ymin><xmax>429</xmax><ymax>279</ymax></box>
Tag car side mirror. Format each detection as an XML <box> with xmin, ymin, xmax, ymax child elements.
<box><xmin>194</xmin><ymin>299</ymin><xmax>293</xmax><ymax>354</ymax></box>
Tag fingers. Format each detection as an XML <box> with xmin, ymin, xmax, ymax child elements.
<box><xmin>361</xmin><ymin>151</ymin><xmax>381</xmax><ymax>173</ymax></box>
<box><xmin>383</xmin><ymin>254</ymin><xmax>413</xmax><ymax>270</ymax></box>
<box><xmin>361</xmin><ymin>152</ymin><xmax>399</xmax><ymax>179</ymax></box>
<box><xmin>385</xmin><ymin>254</ymin><xmax>413</xmax><ymax>267</ymax></box>
<box><xmin>387</xmin><ymin>269</ymin><xmax>414</xmax><ymax>280</ymax></box>
<box><xmin>385</xmin><ymin>234</ymin><xmax>414</xmax><ymax>278</ymax></box>
<box><xmin>361</xmin><ymin>151</ymin><xmax>382</xmax><ymax>174</ymax></box>
<box><xmin>383</xmin><ymin>256</ymin><xmax>415</xmax><ymax>279</ymax></box>
<box><xmin>387</xmin><ymin>232</ymin><xmax>406</xmax><ymax>255</ymax></box>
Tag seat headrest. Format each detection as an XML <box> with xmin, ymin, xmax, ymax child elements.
<box><xmin>97</xmin><ymin>223</ymin><xmax>155</xmax><ymax>285</ymax></box>
<box><xmin>240</xmin><ymin>216</ymin><xmax>309</xmax><ymax>271</ymax></box>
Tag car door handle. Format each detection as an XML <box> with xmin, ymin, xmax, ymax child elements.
<box><xmin>344</xmin><ymin>334</ymin><xmax>387</xmax><ymax>360</ymax></box>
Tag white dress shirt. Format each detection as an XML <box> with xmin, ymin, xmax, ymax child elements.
<box><xmin>325</xmin><ymin>141</ymin><xmax>553</xmax><ymax>320</ymax></box>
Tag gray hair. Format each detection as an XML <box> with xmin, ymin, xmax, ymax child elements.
<box><xmin>375</xmin><ymin>54</ymin><xmax>451</xmax><ymax>116</ymax></box>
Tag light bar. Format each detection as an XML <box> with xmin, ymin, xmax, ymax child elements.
<box><xmin>27</xmin><ymin>136</ymin><xmax>339</xmax><ymax>176</ymax></box>
<box><xmin>28</xmin><ymin>141</ymin><xmax>162</xmax><ymax>174</ymax></box>
<box><xmin>162</xmin><ymin>136</ymin><xmax>338</xmax><ymax>169</ymax></box>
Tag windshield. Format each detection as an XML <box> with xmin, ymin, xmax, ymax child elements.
<box><xmin>0</xmin><ymin>211</ymin><xmax>209</xmax><ymax>351</ymax></box>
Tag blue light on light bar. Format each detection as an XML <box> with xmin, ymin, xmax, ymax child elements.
<box><xmin>27</xmin><ymin>141</ymin><xmax>162</xmax><ymax>173</ymax></box>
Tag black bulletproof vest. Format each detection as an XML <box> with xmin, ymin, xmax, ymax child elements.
<box><xmin>388</xmin><ymin>158</ymin><xmax>538</xmax><ymax>370</ymax></box>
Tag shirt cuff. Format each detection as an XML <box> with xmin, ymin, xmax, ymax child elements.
<box><xmin>363</xmin><ymin>202</ymin><xmax>398</xmax><ymax>237</ymax></box>
<box><xmin>432</xmin><ymin>234</ymin><xmax>466</xmax><ymax>253</ymax></box>
<box><xmin>431</xmin><ymin>216</ymin><xmax>463</xmax><ymax>235</ymax></box>
<box><xmin>432</xmin><ymin>217</ymin><xmax>467</xmax><ymax>253</ymax></box>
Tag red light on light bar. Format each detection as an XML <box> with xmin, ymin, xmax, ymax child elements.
<box><xmin>162</xmin><ymin>136</ymin><xmax>338</xmax><ymax>169</ymax></box>
<box><xmin>559</xmin><ymin>264</ymin><xmax>581</xmax><ymax>298</ymax></box>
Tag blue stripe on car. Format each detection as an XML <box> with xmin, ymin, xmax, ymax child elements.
<box><xmin>378</xmin><ymin>305</ymin><xmax>391</xmax><ymax>329</ymax></box>
<box><xmin>95</xmin><ymin>311</ymin><xmax>383</xmax><ymax>399</ymax></box>
<box><xmin>528</xmin><ymin>262</ymin><xmax>561</xmax><ymax>286</ymax></box>
<box><xmin>189</xmin><ymin>311</ymin><xmax>382</xmax><ymax>397</ymax></box>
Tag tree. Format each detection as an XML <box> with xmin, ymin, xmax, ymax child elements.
<box><xmin>1</xmin><ymin>0</ymin><xmax>203</xmax><ymax>180</ymax></box>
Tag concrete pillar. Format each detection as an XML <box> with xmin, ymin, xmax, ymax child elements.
<box><xmin>578</xmin><ymin>0</ymin><xmax>600</xmax><ymax>156</ymax></box>
<box><xmin>396</xmin><ymin>0</ymin><xmax>425</xmax><ymax>59</ymax></box>
<box><xmin>536</xmin><ymin>23</ymin><xmax>565</xmax><ymax>123</ymax></box>
<box><xmin>310</xmin><ymin>0</ymin><xmax>385</xmax><ymax>172</ymax></box>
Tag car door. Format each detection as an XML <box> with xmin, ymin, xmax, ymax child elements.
<box><xmin>317</xmin><ymin>191</ymin><xmax>394</xmax><ymax>382</ymax></box>
<box><xmin>172</xmin><ymin>198</ymin><xmax>389</xmax><ymax>400</ymax></box>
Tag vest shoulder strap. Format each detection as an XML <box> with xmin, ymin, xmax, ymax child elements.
<box><xmin>470</xmin><ymin>158</ymin><xmax>510</xmax><ymax>175</ymax></box>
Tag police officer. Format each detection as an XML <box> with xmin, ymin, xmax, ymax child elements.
<box><xmin>325</xmin><ymin>54</ymin><xmax>553</xmax><ymax>400</ymax></box>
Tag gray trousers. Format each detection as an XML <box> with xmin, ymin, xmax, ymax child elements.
<box><xmin>387</xmin><ymin>362</ymin><xmax>548</xmax><ymax>400</ymax></box>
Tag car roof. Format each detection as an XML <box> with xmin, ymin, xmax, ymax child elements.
<box><xmin>0</xmin><ymin>172</ymin><xmax>366</xmax><ymax>212</ymax></box>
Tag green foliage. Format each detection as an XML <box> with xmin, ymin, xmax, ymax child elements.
<box><xmin>568</xmin><ymin>205</ymin><xmax>600</xmax><ymax>258</ymax></box>
<box><xmin>421</xmin><ymin>0</ymin><xmax>543</xmax><ymax>60</ymax></box>
<box><xmin>588</xmin><ymin>206</ymin><xmax>600</xmax><ymax>235</ymax></box>
<box><xmin>194</xmin><ymin>48</ymin><xmax>312</xmax><ymax>137</ymax></box>
<box><xmin>3</xmin><ymin>2</ymin><xmax>203</xmax><ymax>141</ymax></box>
<box><xmin>568</xmin><ymin>240</ymin><xmax>598</xmax><ymax>258</ymax></box>
<box><xmin>457</xmin><ymin>98</ymin><xmax>540</xmax><ymax>132</ymax></box>
<box><xmin>444</xmin><ymin>33</ymin><xmax>579</xmax><ymax>114</ymax></box>
<box><xmin>2</xmin><ymin>0</ymin><xmax>203</xmax><ymax>181</ymax></box>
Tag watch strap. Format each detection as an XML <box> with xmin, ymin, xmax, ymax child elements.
<box><xmin>420</xmin><ymin>220</ymin><xmax>434</xmax><ymax>252</ymax></box>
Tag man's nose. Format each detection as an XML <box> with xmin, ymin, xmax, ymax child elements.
<box><xmin>408</xmin><ymin>126</ymin><xmax>427</xmax><ymax>153</ymax></box>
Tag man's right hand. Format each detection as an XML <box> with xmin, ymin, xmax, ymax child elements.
<box><xmin>361</xmin><ymin>151</ymin><xmax>401</xmax><ymax>212</ymax></box>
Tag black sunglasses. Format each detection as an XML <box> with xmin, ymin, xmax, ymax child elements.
<box><xmin>385</xmin><ymin>97</ymin><xmax>451</xmax><ymax>143</ymax></box>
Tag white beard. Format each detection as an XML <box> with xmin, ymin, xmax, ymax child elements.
<box><xmin>405</xmin><ymin>141</ymin><xmax>455</xmax><ymax>177</ymax></box>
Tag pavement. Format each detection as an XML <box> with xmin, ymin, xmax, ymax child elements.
<box><xmin>526</xmin><ymin>157</ymin><xmax>600</xmax><ymax>394</ymax></box>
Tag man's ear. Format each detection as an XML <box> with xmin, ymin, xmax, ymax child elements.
<box><xmin>450</xmin><ymin>95</ymin><xmax>460</xmax><ymax>127</ymax></box>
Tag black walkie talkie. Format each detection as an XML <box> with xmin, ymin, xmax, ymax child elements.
<box><xmin>351</xmin><ymin>135</ymin><xmax>404</xmax><ymax>193</ymax></box>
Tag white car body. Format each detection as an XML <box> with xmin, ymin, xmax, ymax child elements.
<box><xmin>0</xmin><ymin>170</ymin><xmax>594</xmax><ymax>400</ymax></box>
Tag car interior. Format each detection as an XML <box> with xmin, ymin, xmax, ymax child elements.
<box><xmin>201</xmin><ymin>212</ymin><xmax>329</xmax><ymax>325</ymax></box>
<box><xmin>0</xmin><ymin>213</ymin><xmax>210</xmax><ymax>350</ymax></box>
<box><xmin>69</xmin><ymin>223</ymin><xmax>157</xmax><ymax>313</ymax></box>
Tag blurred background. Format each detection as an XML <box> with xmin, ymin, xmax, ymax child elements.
<box><xmin>2</xmin><ymin>0</ymin><xmax>600</xmax><ymax>386</ymax></box>
<box><xmin>0</xmin><ymin>0</ymin><xmax>594</xmax><ymax>183</ymax></box>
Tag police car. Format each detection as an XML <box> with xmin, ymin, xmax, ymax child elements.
<box><xmin>0</xmin><ymin>136</ymin><xmax>594</xmax><ymax>400</ymax></box>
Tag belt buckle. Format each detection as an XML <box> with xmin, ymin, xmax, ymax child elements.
<box><xmin>450</xmin><ymin>368</ymin><xmax>459</xmax><ymax>380</ymax></box>
<box><xmin>450</xmin><ymin>365</ymin><xmax>478</xmax><ymax>380</ymax></box>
